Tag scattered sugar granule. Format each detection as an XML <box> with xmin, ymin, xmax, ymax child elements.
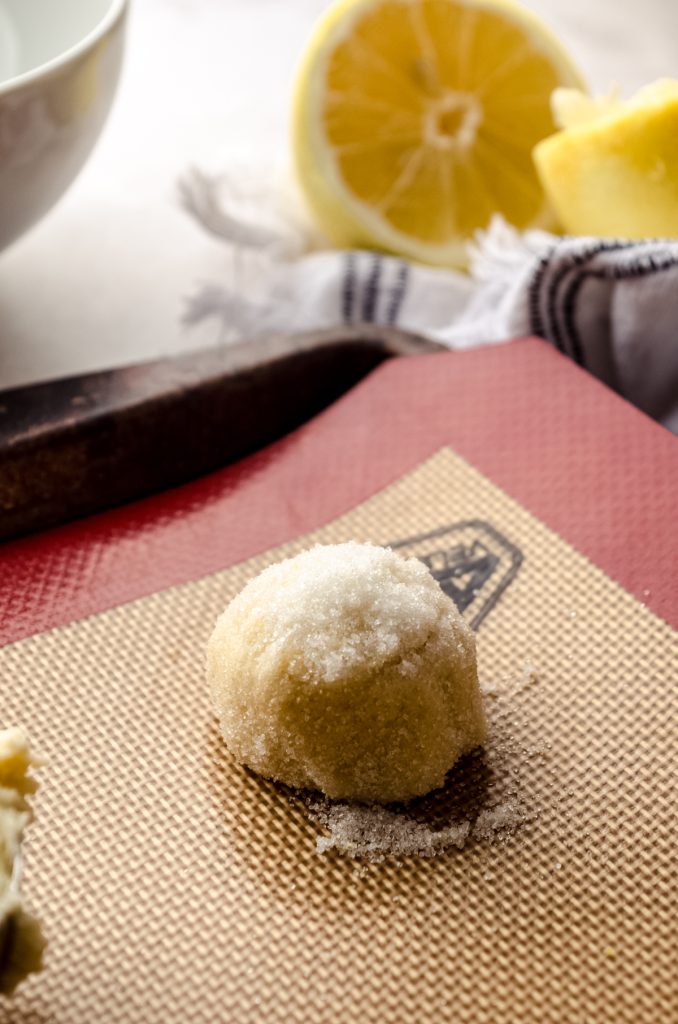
<box><xmin>481</xmin><ymin>661</ymin><xmax>539</xmax><ymax>701</ymax></box>
<box><xmin>309</xmin><ymin>799</ymin><xmax>471</xmax><ymax>861</ymax></box>
<box><xmin>472</xmin><ymin>799</ymin><xmax>531</xmax><ymax>841</ymax></box>
<box><xmin>307</xmin><ymin>793</ymin><xmax>530</xmax><ymax>862</ymax></box>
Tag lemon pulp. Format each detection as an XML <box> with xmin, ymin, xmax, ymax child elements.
<box><xmin>534</xmin><ymin>80</ymin><xmax>678</xmax><ymax>237</ymax></box>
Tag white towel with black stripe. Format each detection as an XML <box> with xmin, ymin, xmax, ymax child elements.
<box><xmin>181</xmin><ymin>170</ymin><xmax>678</xmax><ymax>434</ymax></box>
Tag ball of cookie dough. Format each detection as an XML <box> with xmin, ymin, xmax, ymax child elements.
<box><xmin>206</xmin><ymin>542</ymin><xmax>485</xmax><ymax>804</ymax></box>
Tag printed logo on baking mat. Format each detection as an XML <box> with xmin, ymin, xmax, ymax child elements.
<box><xmin>392</xmin><ymin>520</ymin><xmax>523</xmax><ymax>629</ymax></box>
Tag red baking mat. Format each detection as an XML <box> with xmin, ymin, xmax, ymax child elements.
<box><xmin>2</xmin><ymin>335</ymin><xmax>678</xmax><ymax>644</ymax></box>
<box><xmin>3</xmin><ymin>336</ymin><xmax>678</xmax><ymax>1024</ymax></box>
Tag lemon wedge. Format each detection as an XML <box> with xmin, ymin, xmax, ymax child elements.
<box><xmin>292</xmin><ymin>0</ymin><xmax>584</xmax><ymax>266</ymax></box>
<box><xmin>534</xmin><ymin>80</ymin><xmax>678</xmax><ymax>237</ymax></box>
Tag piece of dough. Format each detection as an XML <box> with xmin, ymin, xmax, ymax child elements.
<box><xmin>0</xmin><ymin>728</ymin><xmax>45</xmax><ymax>994</ymax></box>
<box><xmin>0</xmin><ymin>728</ymin><xmax>38</xmax><ymax>923</ymax></box>
<box><xmin>207</xmin><ymin>542</ymin><xmax>485</xmax><ymax>804</ymax></box>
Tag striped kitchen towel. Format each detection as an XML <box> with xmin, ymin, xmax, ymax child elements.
<box><xmin>181</xmin><ymin>169</ymin><xmax>678</xmax><ymax>434</ymax></box>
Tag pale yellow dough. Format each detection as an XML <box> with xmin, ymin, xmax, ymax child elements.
<box><xmin>207</xmin><ymin>543</ymin><xmax>486</xmax><ymax>804</ymax></box>
<box><xmin>0</xmin><ymin>728</ymin><xmax>38</xmax><ymax>924</ymax></box>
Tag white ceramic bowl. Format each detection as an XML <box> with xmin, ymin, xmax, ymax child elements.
<box><xmin>0</xmin><ymin>0</ymin><xmax>127</xmax><ymax>252</ymax></box>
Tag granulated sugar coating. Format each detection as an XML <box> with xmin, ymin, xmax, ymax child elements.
<box><xmin>207</xmin><ymin>542</ymin><xmax>486</xmax><ymax>804</ymax></box>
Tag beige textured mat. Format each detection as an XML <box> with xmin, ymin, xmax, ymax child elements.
<box><xmin>1</xmin><ymin>449</ymin><xmax>676</xmax><ymax>1023</ymax></box>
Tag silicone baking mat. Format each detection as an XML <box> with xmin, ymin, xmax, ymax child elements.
<box><xmin>2</xmin><ymin>448</ymin><xmax>676</xmax><ymax>1023</ymax></box>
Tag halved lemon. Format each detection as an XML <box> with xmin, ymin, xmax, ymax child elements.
<box><xmin>293</xmin><ymin>0</ymin><xmax>584</xmax><ymax>266</ymax></box>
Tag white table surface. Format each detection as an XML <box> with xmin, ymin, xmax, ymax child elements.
<box><xmin>3</xmin><ymin>0</ymin><xmax>678</xmax><ymax>389</ymax></box>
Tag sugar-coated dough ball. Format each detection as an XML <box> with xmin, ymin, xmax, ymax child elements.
<box><xmin>207</xmin><ymin>542</ymin><xmax>486</xmax><ymax>804</ymax></box>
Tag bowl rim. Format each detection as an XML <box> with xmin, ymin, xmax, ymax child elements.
<box><xmin>0</xmin><ymin>0</ymin><xmax>128</xmax><ymax>97</ymax></box>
